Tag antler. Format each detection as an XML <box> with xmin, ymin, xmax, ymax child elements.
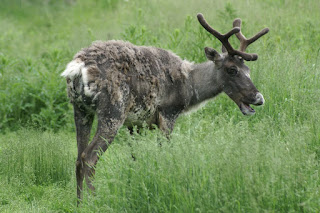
<box><xmin>197</xmin><ymin>13</ymin><xmax>268</xmax><ymax>61</ymax></box>
<box><xmin>233</xmin><ymin>18</ymin><xmax>269</xmax><ymax>52</ymax></box>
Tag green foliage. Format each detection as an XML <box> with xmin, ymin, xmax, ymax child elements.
<box><xmin>0</xmin><ymin>50</ymin><xmax>72</xmax><ymax>131</ymax></box>
<box><xmin>0</xmin><ymin>130</ymin><xmax>76</xmax><ymax>212</ymax></box>
<box><xmin>218</xmin><ymin>2</ymin><xmax>238</xmax><ymax>22</ymax></box>
<box><xmin>0</xmin><ymin>130</ymin><xmax>74</xmax><ymax>186</ymax></box>
<box><xmin>0</xmin><ymin>0</ymin><xmax>320</xmax><ymax>212</ymax></box>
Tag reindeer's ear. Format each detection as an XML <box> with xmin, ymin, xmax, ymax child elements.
<box><xmin>205</xmin><ymin>47</ymin><xmax>222</xmax><ymax>62</ymax></box>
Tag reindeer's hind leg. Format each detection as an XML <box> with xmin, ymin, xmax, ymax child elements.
<box><xmin>73</xmin><ymin>104</ymin><xmax>94</xmax><ymax>203</ymax></box>
<box><xmin>81</xmin><ymin>92</ymin><xmax>128</xmax><ymax>193</ymax></box>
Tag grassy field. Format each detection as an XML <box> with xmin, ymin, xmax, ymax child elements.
<box><xmin>1</xmin><ymin>0</ymin><xmax>320</xmax><ymax>212</ymax></box>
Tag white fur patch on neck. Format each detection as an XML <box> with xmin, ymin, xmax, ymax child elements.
<box><xmin>182</xmin><ymin>96</ymin><xmax>215</xmax><ymax>115</ymax></box>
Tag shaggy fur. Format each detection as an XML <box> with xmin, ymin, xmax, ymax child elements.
<box><xmin>62</xmin><ymin>40</ymin><xmax>193</xmax><ymax>128</ymax></box>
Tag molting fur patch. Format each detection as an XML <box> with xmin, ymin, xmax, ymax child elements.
<box><xmin>62</xmin><ymin>58</ymin><xmax>100</xmax><ymax>100</ymax></box>
<box><xmin>82</xmin><ymin>66</ymin><xmax>99</xmax><ymax>97</ymax></box>
<box><xmin>61</xmin><ymin>58</ymin><xmax>85</xmax><ymax>80</ymax></box>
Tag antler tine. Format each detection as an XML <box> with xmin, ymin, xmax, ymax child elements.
<box><xmin>197</xmin><ymin>13</ymin><xmax>258</xmax><ymax>61</ymax></box>
<box><xmin>233</xmin><ymin>18</ymin><xmax>269</xmax><ymax>52</ymax></box>
<box><xmin>197</xmin><ymin>13</ymin><xmax>239</xmax><ymax>56</ymax></box>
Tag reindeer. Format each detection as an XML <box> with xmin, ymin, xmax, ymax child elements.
<box><xmin>61</xmin><ymin>14</ymin><xmax>269</xmax><ymax>201</ymax></box>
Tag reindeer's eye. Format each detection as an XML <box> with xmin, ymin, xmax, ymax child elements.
<box><xmin>227</xmin><ymin>67</ymin><xmax>238</xmax><ymax>76</ymax></box>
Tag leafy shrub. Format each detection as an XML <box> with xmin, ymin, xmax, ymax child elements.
<box><xmin>0</xmin><ymin>50</ymin><xmax>72</xmax><ymax>132</ymax></box>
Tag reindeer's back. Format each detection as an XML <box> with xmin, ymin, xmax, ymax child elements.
<box><xmin>61</xmin><ymin>40</ymin><xmax>193</xmax><ymax>126</ymax></box>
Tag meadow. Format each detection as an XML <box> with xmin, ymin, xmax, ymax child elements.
<box><xmin>0</xmin><ymin>0</ymin><xmax>320</xmax><ymax>212</ymax></box>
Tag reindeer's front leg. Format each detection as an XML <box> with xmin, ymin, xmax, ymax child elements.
<box><xmin>157</xmin><ymin>110</ymin><xmax>179</xmax><ymax>138</ymax></box>
<box><xmin>73</xmin><ymin>104</ymin><xmax>94</xmax><ymax>203</ymax></box>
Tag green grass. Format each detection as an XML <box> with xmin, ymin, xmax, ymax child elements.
<box><xmin>0</xmin><ymin>0</ymin><xmax>320</xmax><ymax>212</ymax></box>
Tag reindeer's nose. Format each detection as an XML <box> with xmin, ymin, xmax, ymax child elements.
<box><xmin>254</xmin><ymin>93</ymin><xmax>265</xmax><ymax>105</ymax></box>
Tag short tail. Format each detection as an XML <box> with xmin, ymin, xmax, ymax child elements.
<box><xmin>61</xmin><ymin>58</ymin><xmax>85</xmax><ymax>80</ymax></box>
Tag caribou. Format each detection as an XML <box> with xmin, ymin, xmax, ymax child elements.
<box><xmin>61</xmin><ymin>13</ymin><xmax>269</xmax><ymax>201</ymax></box>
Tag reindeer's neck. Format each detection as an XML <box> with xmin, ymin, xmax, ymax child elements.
<box><xmin>187</xmin><ymin>61</ymin><xmax>223</xmax><ymax>108</ymax></box>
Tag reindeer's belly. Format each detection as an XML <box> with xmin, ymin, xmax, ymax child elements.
<box><xmin>124</xmin><ymin>105</ymin><xmax>158</xmax><ymax>128</ymax></box>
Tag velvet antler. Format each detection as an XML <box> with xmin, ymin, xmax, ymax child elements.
<box><xmin>197</xmin><ymin>13</ymin><xmax>269</xmax><ymax>61</ymax></box>
<box><xmin>233</xmin><ymin>18</ymin><xmax>269</xmax><ymax>52</ymax></box>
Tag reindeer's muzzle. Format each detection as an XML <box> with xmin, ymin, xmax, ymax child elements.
<box><xmin>239</xmin><ymin>92</ymin><xmax>265</xmax><ymax>115</ymax></box>
<box><xmin>253</xmin><ymin>93</ymin><xmax>265</xmax><ymax>105</ymax></box>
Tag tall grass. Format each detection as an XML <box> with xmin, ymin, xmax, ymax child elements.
<box><xmin>0</xmin><ymin>130</ymin><xmax>77</xmax><ymax>212</ymax></box>
<box><xmin>80</xmin><ymin>117</ymin><xmax>319</xmax><ymax>212</ymax></box>
<box><xmin>0</xmin><ymin>0</ymin><xmax>319</xmax><ymax>212</ymax></box>
<box><xmin>0</xmin><ymin>130</ymin><xmax>74</xmax><ymax>185</ymax></box>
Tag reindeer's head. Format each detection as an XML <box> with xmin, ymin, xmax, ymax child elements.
<box><xmin>197</xmin><ymin>14</ymin><xmax>269</xmax><ymax>115</ymax></box>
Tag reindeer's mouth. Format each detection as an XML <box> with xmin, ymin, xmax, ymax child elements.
<box><xmin>237</xmin><ymin>93</ymin><xmax>265</xmax><ymax>116</ymax></box>
<box><xmin>239</xmin><ymin>102</ymin><xmax>256</xmax><ymax>115</ymax></box>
